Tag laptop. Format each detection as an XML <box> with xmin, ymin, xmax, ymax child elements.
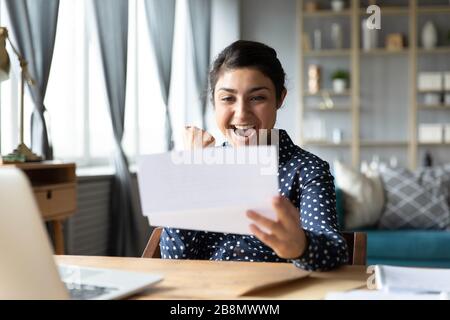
<box><xmin>0</xmin><ymin>167</ymin><xmax>163</xmax><ymax>300</ymax></box>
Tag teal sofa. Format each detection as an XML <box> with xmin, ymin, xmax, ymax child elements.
<box><xmin>336</xmin><ymin>188</ymin><xmax>450</xmax><ymax>268</ymax></box>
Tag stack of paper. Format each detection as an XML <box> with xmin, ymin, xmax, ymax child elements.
<box><xmin>375</xmin><ymin>265</ymin><xmax>450</xmax><ymax>294</ymax></box>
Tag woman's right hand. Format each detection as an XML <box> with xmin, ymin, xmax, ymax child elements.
<box><xmin>184</xmin><ymin>126</ymin><xmax>216</xmax><ymax>149</ymax></box>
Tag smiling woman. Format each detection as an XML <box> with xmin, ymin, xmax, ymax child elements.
<box><xmin>161</xmin><ymin>40</ymin><xmax>349</xmax><ymax>271</ymax></box>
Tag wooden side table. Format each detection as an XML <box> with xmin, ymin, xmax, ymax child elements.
<box><xmin>0</xmin><ymin>161</ymin><xmax>77</xmax><ymax>254</ymax></box>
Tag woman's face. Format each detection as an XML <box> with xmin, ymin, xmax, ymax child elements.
<box><xmin>214</xmin><ymin>68</ymin><xmax>286</xmax><ymax>146</ymax></box>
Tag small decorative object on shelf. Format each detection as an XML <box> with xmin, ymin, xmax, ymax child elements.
<box><xmin>362</xmin><ymin>18</ymin><xmax>378</xmax><ymax>51</ymax></box>
<box><xmin>331</xmin><ymin>23</ymin><xmax>343</xmax><ymax>49</ymax></box>
<box><xmin>418</xmin><ymin>124</ymin><xmax>443</xmax><ymax>143</ymax></box>
<box><xmin>305</xmin><ymin>1</ymin><xmax>318</xmax><ymax>12</ymax></box>
<box><xmin>313</xmin><ymin>29</ymin><xmax>322</xmax><ymax>50</ymax></box>
<box><xmin>445</xmin><ymin>93</ymin><xmax>450</xmax><ymax>106</ymax></box>
<box><xmin>444</xmin><ymin>72</ymin><xmax>450</xmax><ymax>91</ymax></box>
<box><xmin>418</xmin><ymin>72</ymin><xmax>442</xmax><ymax>91</ymax></box>
<box><xmin>332</xmin><ymin>128</ymin><xmax>343</xmax><ymax>144</ymax></box>
<box><xmin>447</xmin><ymin>30</ymin><xmax>450</xmax><ymax>45</ymax></box>
<box><xmin>423</xmin><ymin>150</ymin><xmax>433</xmax><ymax>167</ymax></box>
<box><xmin>308</xmin><ymin>64</ymin><xmax>321</xmax><ymax>94</ymax></box>
<box><xmin>386</xmin><ymin>33</ymin><xmax>404</xmax><ymax>51</ymax></box>
<box><xmin>423</xmin><ymin>93</ymin><xmax>442</xmax><ymax>106</ymax></box>
<box><xmin>331</xmin><ymin>0</ymin><xmax>345</xmax><ymax>12</ymax></box>
<box><xmin>331</xmin><ymin>69</ymin><xmax>349</xmax><ymax>93</ymax></box>
<box><xmin>389</xmin><ymin>156</ymin><xmax>398</xmax><ymax>168</ymax></box>
<box><xmin>445</xmin><ymin>125</ymin><xmax>450</xmax><ymax>143</ymax></box>
<box><xmin>318</xmin><ymin>91</ymin><xmax>335</xmax><ymax>109</ymax></box>
<box><xmin>422</xmin><ymin>21</ymin><xmax>438</xmax><ymax>50</ymax></box>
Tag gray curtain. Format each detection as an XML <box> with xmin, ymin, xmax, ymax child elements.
<box><xmin>188</xmin><ymin>0</ymin><xmax>211</xmax><ymax>129</ymax></box>
<box><xmin>4</xmin><ymin>0</ymin><xmax>59</xmax><ymax>160</ymax></box>
<box><xmin>90</xmin><ymin>0</ymin><xmax>140</xmax><ymax>257</ymax></box>
<box><xmin>144</xmin><ymin>0</ymin><xmax>176</xmax><ymax>150</ymax></box>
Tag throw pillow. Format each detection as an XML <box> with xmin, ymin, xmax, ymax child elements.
<box><xmin>378</xmin><ymin>167</ymin><xmax>450</xmax><ymax>230</ymax></box>
<box><xmin>333</xmin><ymin>160</ymin><xmax>385</xmax><ymax>230</ymax></box>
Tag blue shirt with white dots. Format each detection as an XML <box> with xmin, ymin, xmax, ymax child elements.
<box><xmin>160</xmin><ymin>129</ymin><xmax>349</xmax><ymax>271</ymax></box>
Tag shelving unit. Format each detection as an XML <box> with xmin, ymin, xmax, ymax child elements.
<box><xmin>298</xmin><ymin>0</ymin><xmax>450</xmax><ymax>169</ymax></box>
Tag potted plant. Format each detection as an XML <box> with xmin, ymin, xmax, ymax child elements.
<box><xmin>331</xmin><ymin>70</ymin><xmax>349</xmax><ymax>93</ymax></box>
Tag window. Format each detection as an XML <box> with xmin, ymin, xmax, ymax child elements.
<box><xmin>0</xmin><ymin>0</ymin><xmax>200</xmax><ymax>167</ymax></box>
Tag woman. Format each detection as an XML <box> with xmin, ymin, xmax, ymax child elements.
<box><xmin>161</xmin><ymin>40</ymin><xmax>348</xmax><ymax>271</ymax></box>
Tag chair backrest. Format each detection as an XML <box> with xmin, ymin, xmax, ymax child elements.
<box><xmin>142</xmin><ymin>227</ymin><xmax>163</xmax><ymax>258</ymax></box>
<box><xmin>142</xmin><ymin>228</ymin><xmax>367</xmax><ymax>266</ymax></box>
<box><xmin>342</xmin><ymin>232</ymin><xmax>367</xmax><ymax>266</ymax></box>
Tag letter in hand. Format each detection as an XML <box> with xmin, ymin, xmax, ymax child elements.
<box><xmin>184</xmin><ymin>126</ymin><xmax>216</xmax><ymax>149</ymax></box>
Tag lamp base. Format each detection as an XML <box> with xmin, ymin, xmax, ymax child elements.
<box><xmin>1</xmin><ymin>143</ymin><xmax>42</xmax><ymax>163</ymax></box>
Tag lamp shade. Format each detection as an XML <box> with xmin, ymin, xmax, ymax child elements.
<box><xmin>0</xmin><ymin>27</ymin><xmax>10</xmax><ymax>82</ymax></box>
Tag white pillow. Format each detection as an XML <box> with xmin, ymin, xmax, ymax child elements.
<box><xmin>334</xmin><ymin>160</ymin><xmax>385</xmax><ymax>229</ymax></box>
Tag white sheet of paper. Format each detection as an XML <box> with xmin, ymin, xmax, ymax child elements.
<box><xmin>137</xmin><ymin>146</ymin><xmax>279</xmax><ymax>235</ymax></box>
<box><xmin>375</xmin><ymin>265</ymin><xmax>450</xmax><ymax>293</ymax></box>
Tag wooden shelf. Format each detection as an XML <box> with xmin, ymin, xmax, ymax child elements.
<box><xmin>418</xmin><ymin>105</ymin><xmax>450</xmax><ymax>109</ymax></box>
<box><xmin>418</xmin><ymin>6</ymin><xmax>450</xmax><ymax>14</ymax></box>
<box><xmin>298</xmin><ymin>0</ymin><xmax>450</xmax><ymax>169</ymax></box>
<box><xmin>361</xmin><ymin>48</ymin><xmax>409</xmax><ymax>56</ymax></box>
<box><xmin>303</xmin><ymin>9</ymin><xmax>351</xmax><ymax>17</ymax></box>
<box><xmin>305</xmin><ymin>106</ymin><xmax>351</xmax><ymax>112</ymax></box>
<box><xmin>360</xmin><ymin>141</ymin><xmax>409</xmax><ymax>147</ymax></box>
<box><xmin>418</xmin><ymin>142</ymin><xmax>450</xmax><ymax>146</ymax></box>
<box><xmin>418</xmin><ymin>90</ymin><xmax>449</xmax><ymax>94</ymax></box>
<box><xmin>360</xmin><ymin>6</ymin><xmax>409</xmax><ymax>15</ymax></box>
<box><xmin>304</xmin><ymin>90</ymin><xmax>351</xmax><ymax>97</ymax></box>
<box><xmin>418</xmin><ymin>47</ymin><xmax>450</xmax><ymax>54</ymax></box>
<box><xmin>304</xmin><ymin>49</ymin><xmax>351</xmax><ymax>57</ymax></box>
<box><xmin>302</xmin><ymin>140</ymin><xmax>351</xmax><ymax>147</ymax></box>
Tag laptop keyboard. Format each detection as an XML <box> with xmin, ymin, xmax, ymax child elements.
<box><xmin>64</xmin><ymin>282</ymin><xmax>118</xmax><ymax>300</ymax></box>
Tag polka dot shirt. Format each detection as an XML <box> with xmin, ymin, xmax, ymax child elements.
<box><xmin>160</xmin><ymin>129</ymin><xmax>349</xmax><ymax>271</ymax></box>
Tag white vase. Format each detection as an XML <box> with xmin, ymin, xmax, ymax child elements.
<box><xmin>331</xmin><ymin>23</ymin><xmax>343</xmax><ymax>49</ymax></box>
<box><xmin>333</xmin><ymin>79</ymin><xmax>346</xmax><ymax>93</ymax></box>
<box><xmin>331</xmin><ymin>0</ymin><xmax>345</xmax><ymax>12</ymax></box>
<box><xmin>362</xmin><ymin>18</ymin><xmax>378</xmax><ymax>51</ymax></box>
<box><xmin>422</xmin><ymin>21</ymin><xmax>438</xmax><ymax>49</ymax></box>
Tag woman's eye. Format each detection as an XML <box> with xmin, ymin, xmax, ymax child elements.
<box><xmin>221</xmin><ymin>96</ymin><xmax>234</xmax><ymax>102</ymax></box>
<box><xmin>251</xmin><ymin>96</ymin><xmax>266</xmax><ymax>101</ymax></box>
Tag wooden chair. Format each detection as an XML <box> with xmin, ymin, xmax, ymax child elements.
<box><xmin>142</xmin><ymin>227</ymin><xmax>367</xmax><ymax>266</ymax></box>
<box><xmin>342</xmin><ymin>232</ymin><xmax>367</xmax><ymax>266</ymax></box>
<box><xmin>142</xmin><ymin>227</ymin><xmax>163</xmax><ymax>258</ymax></box>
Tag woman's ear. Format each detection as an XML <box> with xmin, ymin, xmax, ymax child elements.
<box><xmin>277</xmin><ymin>89</ymin><xmax>287</xmax><ymax>109</ymax></box>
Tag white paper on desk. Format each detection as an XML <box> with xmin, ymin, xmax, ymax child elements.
<box><xmin>375</xmin><ymin>265</ymin><xmax>450</xmax><ymax>293</ymax></box>
<box><xmin>137</xmin><ymin>146</ymin><xmax>279</xmax><ymax>235</ymax></box>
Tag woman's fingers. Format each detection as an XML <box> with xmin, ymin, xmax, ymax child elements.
<box><xmin>246</xmin><ymin>210</ymin><xmax>283</xmax><ymax>236</ymax></box>
<box><xmin>249</xmin><ymin>223</ymin><xmax>282</xmax><ymax>250</ymax></box>
<box><xmin>184</xmin><ymin>126</ymin><xmax>215</xmax><ymax>149</ymax></box>
<box><xmin>272</xmin><ymin>196</ymin><xmax>299</xmax><ymax>226</ymax></box>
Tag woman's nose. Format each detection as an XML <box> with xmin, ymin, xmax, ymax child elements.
<box><xmin>233</xmin><ymin>99</ymin><xmax>251</xmax><ymax>118</ymax></box>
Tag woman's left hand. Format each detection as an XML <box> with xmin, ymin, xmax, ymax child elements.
<box><xmin>246</xmin><ymin>195</ymin><xmax>307</xmax><ymax>260</ymax></box>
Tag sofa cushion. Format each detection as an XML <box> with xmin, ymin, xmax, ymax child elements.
<box><xmin>334</xmin><ymin>160</ymin><xmax>385</xmax><ymax>229</ymax></box>
<box><xmin>365</xmin><ymin>230</ymin><xmax>450</xmax><ymax>261</ymax></box>
<box><xmin>378</xmin><ymin>167</ymin><xmax>450</xmax><ymax>229</ymax></box>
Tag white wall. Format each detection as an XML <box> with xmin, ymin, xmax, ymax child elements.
<box><xmin>240</xmin><ymin>0</ymin><xmax>300</xmax><ymax>142</ymax></box>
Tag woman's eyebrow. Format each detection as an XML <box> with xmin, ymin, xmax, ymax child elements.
<box><xmin>248</xmin><ymin>86</ymin><xmax>269</xmax><ymax>93</ymax></box>
<box><xmin>217</xmin><ymin>88</ymin><xmax>237</xmax><ymax>93</ymax></box>
<box><xmin>217</xmin><ymin>86</ymin><xmax>270</xmax><ymax>93</ymax></box>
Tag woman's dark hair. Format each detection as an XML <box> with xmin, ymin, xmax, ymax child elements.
<box><xmin>209</xmin><ymin>40</ymin><xmax>286</xmax><ymax>105</ymax></box>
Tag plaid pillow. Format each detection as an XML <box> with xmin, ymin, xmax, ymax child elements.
<box><xmin>378</xmin><ymin>167</ymin><xmax>450</xmax><ymax>230</ymax></box>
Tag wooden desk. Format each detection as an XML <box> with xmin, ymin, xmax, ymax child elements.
<box><xmin>55</xmin><ymin>256</ymin><xmax>369</xmax><ymax>299</ymax></box>
<box><xmin>1</xmin><ymin>161</ymin><xmax>76</xmax><ymax>254</ymax></box>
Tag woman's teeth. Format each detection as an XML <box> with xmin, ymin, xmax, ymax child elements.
<box><xmin>232</xmin><ymin>125</ymin><xmax>256</xmax><ymax>137</ymax></box>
